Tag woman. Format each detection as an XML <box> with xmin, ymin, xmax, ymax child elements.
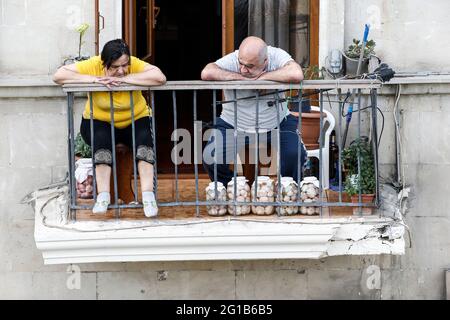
<box><xmin>53</xmin><ymin>39</ymin><xmax>166</xmax><ymax>217</ymax></box>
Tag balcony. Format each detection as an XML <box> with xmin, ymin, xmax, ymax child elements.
<box><xmin>32</xmin><ymin>80</ymin><xmax>406</xmax><ymax>264</ymax></box>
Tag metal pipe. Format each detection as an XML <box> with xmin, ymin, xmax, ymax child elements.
<box><xmin>337</xmin><ymin>89</ymin><xmax>343</xmax><ymax>205</ymax></box>
<box><xmin>297</xmin><ymin>88</ymin><xmax>302</xmax><ymax>195</ymax></box>
<box><xmin>71</xmin><ymin>200</ymin><xmax>373</xmax><ymax>210</ymax></box>
<box><xmin>371</xmin><ymin>89</ymin><xmax>380</xmax><ymax>211</ymax></box>
<box><xmin>357</xmin><ymin>89</ymin><xmax>362</xmax><ymax>216</ymax></box>
<box><xmin>193</xmin><ymin>90</ymin><xmax>200</xmax><ymax>217</ymax></box>
<box><xmin>275</xmin><ymin>90</ymin><xmax>282</xmax><ymax>217</ymax></box>
<box><xmin>109</xmin><ymin>92</ymin><xmax>119</xmax><ymax>219</ymax></box>
<box><xmin>67</xmin><ymin>92</ymin><xmax>76</xmax><ymax>221</ymax></box>
<box><xmin>319</xmin><ymin>90</ymin><xmax>324</xmax><ymax>217</ymax></box>
<box><xmin>254</xmin><ymin>91</ymin><xmax>260</xmax><ymax>205</ymax></box>
<box><xmin>89</xmin><ymin>93</ymin><xmax>97</xmax><ymax>203</ymax></box>
<box><xmin>150</xmin><ymin>91</ymin><xmax>158</xmax><ymax>202</ymax></box>
<box><xmin>172</xmin><ymin>90</ymin><xmax>179</xmax><ymax>203</ymax></box>
<box><xmin>129</xmin><ymin>91</ymin><xmax>138</xmax><ymax>203</ymax></box>
<box><xmin>212</xmin><ymin>90</ymin><xmax>219</xmax><ymax>206</ymax></box>
<box><xmin>233</xmin><ymin>89</ymin><xmax>238</xmax><ymax>216</ymax></box>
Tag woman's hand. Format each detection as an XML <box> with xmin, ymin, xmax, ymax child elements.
<box><xmin>95</xmin><ymin>76</ymin><xmax>123</xmax><ymax>89</ymax></box>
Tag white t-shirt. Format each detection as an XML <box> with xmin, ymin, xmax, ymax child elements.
<box><xmin>215</xmin><ymin>46</ymin><xmax>294</xmax><ymax>132</ymax></box>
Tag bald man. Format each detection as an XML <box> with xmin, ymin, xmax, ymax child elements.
<box><xmin>201</xmin><ymin>36</ymin><xmax>307</xmax><ymax>186</ymax></box>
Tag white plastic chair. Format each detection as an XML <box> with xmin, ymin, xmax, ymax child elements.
<box><xmin>306</xmin><ymin>106</ymin><xmax>335</xmax><ymax>190</ymax></box>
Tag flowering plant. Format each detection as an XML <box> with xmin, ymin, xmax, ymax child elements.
<box><xmin>75</xmin><ymin>23</ymin><xmax>90</xmax><ymax>61</ymax></box>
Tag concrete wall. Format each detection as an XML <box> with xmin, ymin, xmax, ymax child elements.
<box><xmin>0</xmin><ymin>0</ymin><xmax>449</xmax><ymax>300</ymax></box>
<box><xmin>0</xmin><ymin>82</ymin><xmax>448</xmax><ymax>300</ymax></box>
<box><xmin>320</xmin><ymin>0</ymin><xmax>450</xmax><ymax>73</ymax></box>
<box><xmin>345</xmin><ymin>0</ymin><xmax>450</xmax><ymax>72</ymax></box>
<box><xmin>0</xmin><ymin>0</ymin><xmax>95</xmax><ymax>75</ymax></box>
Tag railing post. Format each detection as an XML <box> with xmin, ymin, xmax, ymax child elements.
<box><xmin>254</xmin><ymin>91</ymin><xmax>260</xmax><ymax>205</ymax></box>
<box><xmin>89</xmin><ymin>94</ymin><xmax>97</xmax><ymax>203</ymax></box>
<box><xmin>337</xmin><ymin>89</ymin><xmax>344</xmax><ymax>206</ymax></box>
<box><xmin>109</xmin><ymin>92</ymin><xmax>119</xmax><ymax>218</ymax></box>
<box><xmin>212</xmin><ymin>90</ymin><xmax>219</xmax><ymax>205</ymax></box>
<box><xmin>149</xmin><ymin>90</ymin><xmax>158</xmax><ymax>203</ymax></box>
<box><xmin>371</xmin><ymin>89</ymin><xmax>380</xmax><ymax>210</ymax></box>
<box><xmin>275</xmin><ymin>90</ymin><xmax>282</xmax><ymax>217</ymax></box>
<box><xmin>193</xmin><ymin>90</ymin><xmax>200</xmax><ymax>217</ymax></box>
<box><xmin>233</xmin><ymin>89</ymin><xmax>238</xmax><ymax>216</ymax></box>
<box><xmin>297</xmin><ymin>84</ymin><xmax>303</xmax><ymax>206</ymax></box>
<box><xmin>67</xmin><ymin>92</ymin><xmax>76</xmax><ymax>221</ymax></box>
<box><xmin>172</xmin><ymin>90</ymin><xmax>179</xmax><ymax>204</ymax></box>
<box><xmin>319</xmin><ymin>90</ymin><xmax>324</xmax><ymax>217</ymax></box>
<box><xmin>129</xmin><ymin>91</ymin><xmax>138</xmax><ymax>204</ymax></box>
<box><xmin>357</xmin><ymin>89</ymin><xmax>362</xmax><ymax>216</ymax></box>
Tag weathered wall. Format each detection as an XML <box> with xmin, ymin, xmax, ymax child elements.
<box><xmin>0</xmin><ymin>82</ymin><xmax>448</xmax><ymax>300</ymax></box>
<box><xmin>0</xmin><ymin>0</ymin><xmax>449</xmax><ymax>300</ymax></box>
<box><xmin>0</xmin><ymin>0</ymin><xmax>95</xmax><ymax>75</ymax></box>
<box><xmin>320</xmin><ymin>0</ymin><xmax>450</xmax><ymax>72</ymax></box>
<box><xmin>344</xmin><ymin>0</ymin><xmax>450</xmax><ymax>72</ymax></box>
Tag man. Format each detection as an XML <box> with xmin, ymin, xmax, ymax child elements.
<box><xmin>201</xmin><ymin>36</ymin><xmax>307</xmax><ymax>186</ymax></box>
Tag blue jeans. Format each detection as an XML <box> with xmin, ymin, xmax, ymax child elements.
<box><xmin>203</xmin><ymin>114</ymin><xmax>307</xmax><ymax>185</ymax></box>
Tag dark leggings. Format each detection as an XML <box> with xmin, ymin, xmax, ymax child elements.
<box><xmin>80</xmin><ymin>117</ymin><xmax>155</xmax><ymax>165</ymax></box>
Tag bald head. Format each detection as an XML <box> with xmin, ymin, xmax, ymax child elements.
<box><xmin>237</xmin><ymin>36</ymin><xmax>268</xmax><ymax>78</ymax></box>
<box><xmin>239</xmin><ymin>36</ymin><xmax>268</xmax><ymax>64</ymax></box>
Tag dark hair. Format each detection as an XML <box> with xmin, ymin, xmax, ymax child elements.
<box><xmin>101</xmin><ymin>39</ymin><xmax>131</xmax><ymax>69</ymax></box>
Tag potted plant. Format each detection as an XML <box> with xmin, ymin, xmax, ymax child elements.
<box><xmin>75</xmin><ymin>132</ymin><xmax>92</xmax><ymax>160</ymax></box>
<box><xmin>74</xmin><ymin>133</ymin><xmax>94</xmax><ymax>199</ymax></box>
<box><xmin>63</xmin><ymin>23</ymin><xmax>91</xmax><ymax>65</ymax></box>
<box><xmin>343</xmin><ymin>38</ymin><xmax>376</xmax><ymax>76</ymax></box>
<box><xmin>343</xmin><ymin>137</ymin><xmax>376</xmax><ymax>215</ymax></box>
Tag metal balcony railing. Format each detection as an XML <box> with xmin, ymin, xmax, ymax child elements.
<box><xmin>63</xmin><ymin>79</ymin><xmax>382</xmax><ymax>221</ymax></box>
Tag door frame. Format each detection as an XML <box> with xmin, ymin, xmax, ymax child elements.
<box><xmin>309</xmin><ymin>0</ymin><xmax>320</xmax><ymax>66</ymax></box>
<box><xmin>102</xmin><ymin>0</ymin><xmax>319</xmax><ymax>65</ymax></box>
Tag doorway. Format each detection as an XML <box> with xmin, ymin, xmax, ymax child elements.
<box><xmin>134</xmin><ymin>0</ymin><xmax>222</xmax><ymax>173</ymax></box>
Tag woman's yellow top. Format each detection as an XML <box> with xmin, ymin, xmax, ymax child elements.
<box><xmin>75</xmin><ymin>56</ymin><xmax>151</xmax><ymax>129</ymax></box>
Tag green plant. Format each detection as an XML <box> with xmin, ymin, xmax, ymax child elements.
<box><xmin>76</xmin><ymin>23</ymin><xmax>90</xmax><ymax>61</ymax></box>
<box><xmin>343</xmin><ymin>138</ymin><xmax>375</xmax><ymax>196</ymax></box>
<box><xmin>345</xmin><ymin>38</ymin><xmax>376</xmax><ymax>59</ymax></box>
<box><xmin>74</xmin><ymin>132</ymin><xmax>92</xmax><ymax>158</ymax></box>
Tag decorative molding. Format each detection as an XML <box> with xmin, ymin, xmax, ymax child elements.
<box><xmin>34</xmin><ymin>211</ymin><xmax>405</xmax><ymax>265</ymax></box>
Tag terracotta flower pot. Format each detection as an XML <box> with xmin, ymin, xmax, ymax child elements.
<box><xmin>351</xmin><ymin>194</ymin><xmax>375</xmax><ymax>215</ymax></box>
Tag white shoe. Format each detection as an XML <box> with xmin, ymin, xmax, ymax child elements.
<box><xmin>143</xmin><ymin>191</ymin><xmax>158</xmax><ymax>218</ymax></box>
<box><xmin>93</xmin><ymin>192</ymin><xmax>110</xmax><ymax>214</ymax></box>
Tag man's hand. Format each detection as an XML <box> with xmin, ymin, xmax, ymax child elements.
<box><xmin>255</xmin><ymin>61</ymin><xmax>303</xmax><ymax>83</ymax></box>
<box><xmin>254</xmin><ymin>70</ymin><xmax>267</xmax><ymax>80</ymax></box>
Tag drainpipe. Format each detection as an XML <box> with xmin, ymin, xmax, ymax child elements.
<box><xmin>394</xmin><ymin>85</ymin><xmax>402</xmax><ymax>186</ymax></box>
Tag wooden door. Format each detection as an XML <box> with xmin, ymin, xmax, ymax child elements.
<box><xmin>309</xmin><ymin>0</ymin><xmax>319</xmax><ymax>66</ymax></box>
<box><xmin>123</xmin><ymin>0</ymin><xmax>157</xmax><ymax>63</ymax></box>
<box><xmin>222</xmin><ymin>0</ymin><xmax>234</xmax><ymax>55</ymax></box>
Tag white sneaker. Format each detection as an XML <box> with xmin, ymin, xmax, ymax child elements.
<box><xmin>142</xmin><ymin>191</ymin><xmax>158</xmax><ymax>218</ymax></box>
<box><xmin>92</xmin><ymin>192</ymin><xmax>110</xmax><ymax>214</ymax></box>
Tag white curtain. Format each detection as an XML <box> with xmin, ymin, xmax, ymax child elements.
<box><xmin>248</xmin><ymin>0</ymin><xmax>291</xmax><ymax>52</ymax></box>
